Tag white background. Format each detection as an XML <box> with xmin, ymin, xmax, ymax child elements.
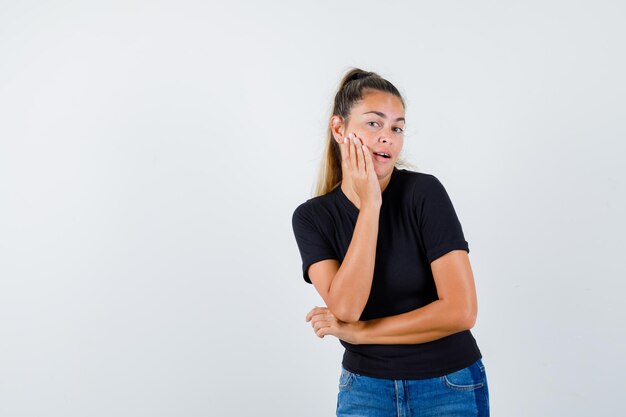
<box><xmin>1</xmin><ymin>1</ymin><xmax>624</xmax><ymax>416</ymax></box>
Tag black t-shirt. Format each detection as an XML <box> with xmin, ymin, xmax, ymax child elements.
<box><xmin>291</xmin><ymin>167</ymin><xmax>482</xmax><ymax>379</ymax></box>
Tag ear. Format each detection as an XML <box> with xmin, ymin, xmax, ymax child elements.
<box><xmin>330</xmin><ymin>115</ymin><xmax>346</xmax><ymax>143</ymax></box>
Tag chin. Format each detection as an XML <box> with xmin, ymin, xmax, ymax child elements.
<box><xmin>374</xmin><ymin>165</ymin><xmax>393</xmax><ymax>178</ymax></box>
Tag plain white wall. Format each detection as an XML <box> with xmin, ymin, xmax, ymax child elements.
<box><xmin>1</xmin><ymin>1</ymin><xmax>624</xmax><ymax>416</ymax></box>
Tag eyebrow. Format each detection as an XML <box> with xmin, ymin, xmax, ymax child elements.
<box><xmin>362</xmin><ymin>111</ymin><xmax>405</xmax><ymax>123</ymax></box>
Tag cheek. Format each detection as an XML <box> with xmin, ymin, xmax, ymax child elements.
<box><xmin>356</xmin><ymin>132</ymin><xmax>377</xmax><ymax>147</ymax></box>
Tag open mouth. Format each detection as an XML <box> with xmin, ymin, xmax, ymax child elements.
<box><xmin>373</xmin><ymin>152</ymin><xmax>391</xmax><ymax>161</ymax></box>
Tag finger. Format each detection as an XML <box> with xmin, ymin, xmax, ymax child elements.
<box><xmin>315</xmin><ymin>321</ymin><xmax>335</xmax><ymax>338</ymax></box>
<box><xmin>309</xmin><ymin>310</ymin><xmax>330</xmax><ymax>326</ymax></box>
<box><xmin>355</xmin><ymin>136</ymin><xmax>365</xmax><ymax>172</ymax></box>
<box><xmin>305</xmin><ymin>306</ymin><xmax>320</xmax><ymax>322</ymax></box>
<box><xmin>307</xmin><ymin>307</ymin><xmax>330</xmax><ymax>324</ymax></box>
<box><xmin>349</xmin><ymin>133</ymin><xmax>358</xmax><ymax>172</ymax></box>
<box><xmin>312</xmin><ymin>312</ymin><xmax>333</xmax><ymax>326</ymax></box>
<box><xmin>362</xmin><ymin>144</ymin><xmax>375</xmax><ymax>175</ymax></box>
<box><xmin>313</xmin><ymin>320</ymin><xmax>332</xmax><ymax>333</ymax></box>
<box><xmin>345</xmin><ymin>134</ymin><xmax>353</xmax><ymax>171</ymax></box>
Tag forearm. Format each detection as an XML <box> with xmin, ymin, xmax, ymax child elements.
<box><xmin>329</xmin><ymin>205</ymin><xmax>380</xmax><ymax>323</ymax></box>
<box><xmin>356</xmin><ymin>300</ymin><xmax>471</xmax><ymax>344</ymax></box>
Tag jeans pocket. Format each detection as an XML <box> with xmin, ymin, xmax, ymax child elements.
<box><xmin>477</xmin><ymin>359</ymin><xmax>489</xmax><ymax>405</ymax></box>
<box><xmin>441</xmin><ymin>361</ymin><xmax>484</xmax><ymax>391</ymax></box>
<box><xmin>338</xmin><ymin>366</ymin><xmax>357</xmax><ymax>390</ymax></box>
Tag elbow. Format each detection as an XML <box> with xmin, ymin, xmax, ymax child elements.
<box><xmin>459</xmin><ymin>308</ymin><xmax>477</xmax><ymax>330</ymax></box>
<box><xmin>442</xmin><ymin>299</ymin><xmax>476</xmax><ymax>331</ymax></box>
<box><xmin>340</xmin><ymin>314</ymin><xmax>361</xmax><ymax>324</ymax></box>
<box><xmin>336</xmin><ymin>309</ymin><xmax>362</xmax><ymax>324</ymax></box>
<box><xmin>327</xmin><ymin>293</ymin><xmax>364</xmax><ymax>323</ymax></box>
<box><xmin>333</xmin><ymin>304</ymin><xmax>363</xmax><ymax>324</ymax></box>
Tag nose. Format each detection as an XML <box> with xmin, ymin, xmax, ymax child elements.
<box><xmin>378</xmin><ymin>129</ymin><xmax>393</xmax><ymax>145</ymax></box>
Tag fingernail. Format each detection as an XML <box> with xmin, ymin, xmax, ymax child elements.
<box><xmin>344</xmin><ymin>137</ymin><xmax>348</xmax><ymax>143</ymax></box>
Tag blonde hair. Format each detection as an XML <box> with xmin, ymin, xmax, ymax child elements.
<box><xmin>314</xmin><ymin>67</ymin><xmax>415</xmax><ymax>197</ymax></box>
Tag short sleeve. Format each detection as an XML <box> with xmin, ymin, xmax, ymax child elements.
<box><xmin>291</xmin><ymin>202</ymin><xmax>338</xmax><ymax>284</ymax></box>
<box><xmin>414</xmin><ymin>174</ymin><xmax>470</xmax><ymax>263</ymax></box>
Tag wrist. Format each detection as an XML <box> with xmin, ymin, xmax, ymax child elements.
<box><xmin>352</xmin><ymin>320</ymin><xmax>368</xmax><ymax>345</ymax></box>
<box><xmin>359</xmin><ymin>203</ymin><xmax>381</xmax><ymax>213</ymax></box>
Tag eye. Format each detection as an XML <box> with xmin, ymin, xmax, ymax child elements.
<box><xmin>394</xmin><ymin>127</ymin><xmax>404</xmax><ymax>133</ymax></box>
<box><xmin>367</xmin><ymin>121</ymin><xmax>380</xmax><ymax>127</ymax></box>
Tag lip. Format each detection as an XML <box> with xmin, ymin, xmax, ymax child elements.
<box><xmin>373</xmin><ymin>153</ymin><xmax>392</xmax><ymax>163</ymax></box>
<box><xmin>372</xmin><ymin>150</ymin><xmax>392</xmax><ymax>161</ymax></box>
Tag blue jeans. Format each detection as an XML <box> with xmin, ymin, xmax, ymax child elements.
<box><xmin>337</xmin><ymin>358</ymin><xmax>489</xmax><ymax>417</ymax></box>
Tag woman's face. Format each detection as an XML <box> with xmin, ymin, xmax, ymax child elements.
<box><xmin>332</xmin><ymin>89</ymin><xmax>405</xmax><ymax>179</ymax></box>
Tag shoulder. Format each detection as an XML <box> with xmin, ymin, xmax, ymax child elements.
<box><xmin>292</xmin><ymin>191</ymin><xmax>337</xmax><ymax>227</ymax></box>
<box><xmin>395</xmin><ymin>168</ymin><xmax>438</xmax><ymax>183</ymax></box>
<box><xmin>395</xmin><ymin>169</ymin><xmax>462</xmax><ymax>219</ymax></box>
<box><xmin>394</xmin><ymin>168</ymin><xmax>445</xmax><ymax>197</ymax></box>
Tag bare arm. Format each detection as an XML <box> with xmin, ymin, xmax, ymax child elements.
<box><xmin>309</xmin><ymin>205</ymin><xmax>380</xmax><ymax>323</ymax></box>
<box><xmin>354</xmin><ymin>250</ymin><xmax>478</xmax><ymax>344</ymax></box>
<box><xmin>308</xmin><ymin>134</ymin><xmax>382</xmax><ymax>324</ymax></box>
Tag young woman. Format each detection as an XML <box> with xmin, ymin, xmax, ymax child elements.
<box><xmin>291</xmin><ymin>68</ymin><xmax>489</xmax><ymax>417</ymax></box>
